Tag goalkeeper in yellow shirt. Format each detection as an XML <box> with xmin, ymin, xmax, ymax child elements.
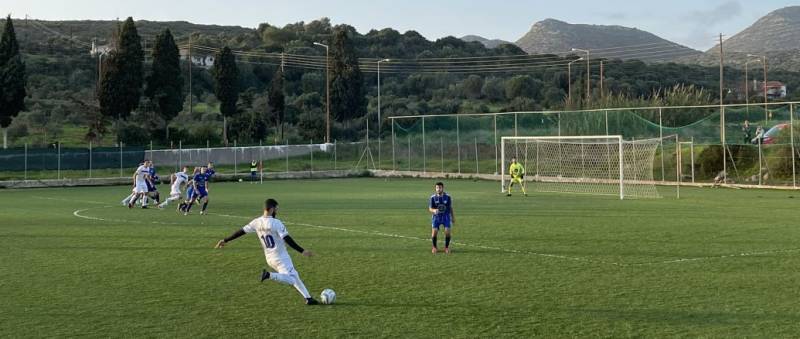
<box><xmin>507</xmin><ymin>157</ymin><xmax>527</xmax><ymax>197</ymax></box>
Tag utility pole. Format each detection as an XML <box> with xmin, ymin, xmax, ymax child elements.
<box><xmin>188</xmin><ymin>36</ymin><xmax>192</xmax><ymax>116</ymax></box>
<box><xmin>719</xmin><ymin>33</ymin><xmax>726</xmax><ymax>184</ymax></box>
<box><xmin>747</xmin><ymin>54</ymin><xmax>768</xmax><ymax>122</ymax></box>
<box><xmin>718</xmin><ymin>34</ymin><xmax>724</xmax><ymax>107</ymax></box>
<box><xmin>567</xmin><ymin>58</ymin><xmax>582</xmax><ymax>104</ymax></box>
<box><xmin>764</xmin><ymin>57</ymin><xmax>769</xmax><ymax>121</ymax></box>
<box><xmin>313</xmin><ymin>42</ymin><xmax>331</xmax><ymax>143</ymax></box>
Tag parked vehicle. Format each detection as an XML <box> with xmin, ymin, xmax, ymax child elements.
<box><xmin>752</xmin><ymin>123</ymin><xmax>788</xmax><ymax>145</ymax></box>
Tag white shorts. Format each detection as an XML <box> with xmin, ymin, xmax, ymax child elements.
<box><xmin>267</xmin><ymin>257</ymin><xmax>296</xmax><ymax>275</ymax></box>
<box><xmin>134</xmin><ymin>181</ymin><xmax>149</xmax><ymax>193</ymax></box>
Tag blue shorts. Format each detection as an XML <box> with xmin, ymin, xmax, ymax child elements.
<box><xmin>432</xmin><ymin>217</ymin><xmax>451</xmax><ymax>229</ymax></box>
<box><xmin>194</xmin><ymin>186</ymin><xmax>208</xmax><ymax>198</ymax></box>
<box><xmin>186</xmin><ymin>187</ymin><xmax>194</xmax><ymax>199</ymax></box>
<box><xmin>146</xmin><ymin>182</ymin><xmax>157</xmax><ymax>192</ymax></box>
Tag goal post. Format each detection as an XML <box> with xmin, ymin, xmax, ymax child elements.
<box><xmin>501</xmin><ymin>136</ymin><xmax>662</xmax><ymax>199</ymax></box>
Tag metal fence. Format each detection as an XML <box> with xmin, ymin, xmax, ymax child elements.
<box><xmin>2</xmin><ymin>102</ymin><xmax>798</xmax><ymax>189</ymax></box>
<box><xmin>0</xmin><ymin>140</ymin><xmax>371</xmax><ymax>181</ymax></box>
<box><xmin>386</xmin><ymin>102</ymin><xmax>799</xmax><ymax>188</ymax></box>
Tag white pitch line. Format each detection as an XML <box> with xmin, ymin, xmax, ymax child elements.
<box><xmin>73</xmin><ymin>206</ymin><xmax>191</xmax><ymax>226</ymax></box>
<box><xmin>35</xmin><ymin>196</ymin><xmax>107</xmax><ymax>205</ymax></box>
<box><xmin>71</xmin><ymin>207</ymin><xmax>800</xmax><ymax>267</ymax></box>
<box><xmin>627</xmin><ymin>248</ymin><xmax>800</xmax><ymax>266</ymax></box>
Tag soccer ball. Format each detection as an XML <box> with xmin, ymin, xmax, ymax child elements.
<box><xmin>320</xmin><ymin>288</ymin><xmax>336</xmax><ymax>304</ymax></box>
<box><xmin>238</xmin><ymin>178</ymin><xmax>243</xmax><ymax>182</ymax></box>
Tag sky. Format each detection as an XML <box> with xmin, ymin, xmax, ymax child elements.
<box><xmin>4</xmin><ymin>0</ymin><xmax>797</xmax><ymax>50</ymax></box>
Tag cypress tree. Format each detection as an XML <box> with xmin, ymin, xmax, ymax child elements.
<box><xmin>99</xmin><ymin>17</ymin><xmax>143</xmax><ymax>142</ymax></box>
<box><xmin>145</xmin><ymin>28</ymin><xmax>183</xmax><ymax>141</ymax></box>
<box><xmin>330</xmin><ymin>26</ymin><xmax>365</xmax><ymax>124</ymax></box>
<box><xmin>212</xmin><ymin>46</ymin><xmax>239</xmax><ymax>145</ymax></box>
<box><xmin>267</xmin><ymin>67</ymin><xmax>285</xmax><ymax>142</ymax></box>
<box><xmin>0</xmin><ymin>16</ymin><xmax>26</xmax><ymax>148</ymax></box>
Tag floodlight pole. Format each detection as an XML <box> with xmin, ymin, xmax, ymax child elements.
<box><xmin>314</xmin><ymin>42</ymin><xmax>331</xmax><ymax>143</ymax></box>
<box><xmin>748</xmin><ymin>54</ymin><xmax>768</xmax><ymax>122</ymax></box>
<box><xmin>567</xmin><ymin>58</ymin><xmax>582</xmax><ymax>104</ymax></box>
<box><xmin>572</xmin><ymin>48</ymin><xmax>590</xmax><ymax>104</ymax></box>
<box><xmin>377</xmin><ymin>58</ymin><xmax>390</xmax><ymax>168</ymax></box>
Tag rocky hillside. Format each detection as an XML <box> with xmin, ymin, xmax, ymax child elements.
<box><xmin>515</xmin><ymin>18</ymin><xmax>699</xmax><ymax>61</ymax></box>
<box><xmin>707</xmin><ymin>6</ymin><xmax>800</xmax><ymax>53</ymax></box>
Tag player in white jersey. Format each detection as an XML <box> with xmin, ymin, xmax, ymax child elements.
<box><xmin>214</xmin><ymin>198</ymin><xmax>320</xmax><ymax>305</ymax></box>
<box><xmin>127</xmin><ymin>160</ymin><xmax>152</xmax><ymax>209</ymax></box>
<box><xmin>158</xmin><ymin>166</ymin><xmax>189</xmax><ymax>210</ymax></box>
<box><xmin>121</xmin><ymin>161</ymin><xmax>144</xmax><ymax>207</ymax></box>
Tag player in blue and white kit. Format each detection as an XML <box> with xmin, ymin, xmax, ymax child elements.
<box><xmin>158</xmin><ymin>166</ymin><xmax>189</xmax><ymax>210</ymax></box>
<box><xmin>143</xmin><ymin>162</ymin><xmax>161</xmax><ymax>207</ymax></box>
<box><xmin>205</xmin><ymin>162</ymin><xmax>216</xmax><ymax>180</ymax></box>
<box><xmin>428</xmin><ymin>182</ymin><xmax>455</xmax><ymax>254</ymax></box>
<box><xmin>184</xmin><ymin>166</ymin><xmax>211</xmax><ymax>215</ymax></box>
<box><xmin>127</xmin><ymin>160</ymin><xmax>152</xmax><ymax>209</ymax></box>
<box><xmin>121</xmin><ymin>161</ymin><xmax>144</xmax><ymax>207</ymax></box>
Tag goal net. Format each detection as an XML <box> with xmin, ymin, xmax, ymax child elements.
<box><xmin>501</xmin><ymin>136</ymin><xmax>661</xmax><ymax>199</ymax></box>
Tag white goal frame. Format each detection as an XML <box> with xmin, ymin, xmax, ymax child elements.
<box><xmin>501</xmin><ymin>135</ymin><xmax>625</xmax><ymax>199</ymax></box>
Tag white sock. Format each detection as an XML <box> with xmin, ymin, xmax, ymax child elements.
<box><xmin>160</xmin><ymin>196</ymin><xmax>180</xmax><ymax>207</ymax></box>
<box><xmin>142</xmin><ymin>196</ymin><xmax>148</xmax><ymax>206</ymax></box>
<box><xmin>122</xmin><ymin>193</ymin><xmax>134</xmax><ymax>205</ymax></box>
<box><xmin>269</xmin><ymin>272</ymin><xmax>311</xmax><ymax>299</ymax></box>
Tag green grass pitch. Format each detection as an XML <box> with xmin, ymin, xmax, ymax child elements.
<box><xmin>2</xmin><ymin>178</ymin><xmax>800</xmax><ymax>337</ymax></box>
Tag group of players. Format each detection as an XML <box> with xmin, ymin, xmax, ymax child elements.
<box><xmin>122</xmin><ymin>160</ymin><xmax>216</xmax><ymax>215</ymax></box>
<box><xmin>115</xmin><ymin>157</ymin><xmax>526</xmax><ymax>305</ymax></box>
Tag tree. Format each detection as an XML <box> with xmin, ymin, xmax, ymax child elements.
<box><xmin>462</xmin><ymin>75</ymin><xmax>483</xmax><ymax>99</ymax></box>
<box><xmin>505</xmin><ymin>75</ymin><xmax>540</xmax><ymax>100</ymax></box>
<box><xmin>267</xmin><ymin>67</ymin><xmax>286</xmax><ymax>142</ymax></box>
<box><xmin>330</xmin><ymin>26</ymin><xmax>366</xmax><ymax>125</ymax></box>
<box><xmin>212</xmin><ymin>46</ymin><xmax>239</xmax><ymax>145</ymax></box>
<box><xmin>145</xmin><ymin>28</ymin><xmax>183</xmax><ymax>141</ymax></box>
<box><xmin>98</xmin><ymin>17</ymin><xmax>144</xmax><ymax>142</ymax></box>
<box><xmin>0</xmin><ymin>16</ymin><xmax>26</xmax><ymax>148</ymax></box>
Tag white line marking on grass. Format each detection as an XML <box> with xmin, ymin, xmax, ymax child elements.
<box><xmin>73</xmin><ymin>206</ymin><xmax>190</xmax><ymax>226</ymax></box>
<box><xmin>212</xmin><ymin>213</ymin><xmax>616</xmax><ymax>265</ymax></box>
<box><xmin>35</xmin><ymin>196</ymin><xmax>107</xmax><ymax>205</ymax></box>
<box><xmin>627</xmin><ymin>248</ymin><xmax>800</xmax><ymax>266</ymax></box>
<box><xmin>70</xmin><ymin>207</ymin><xmax>800</xmax><ymax>267</ymax></box>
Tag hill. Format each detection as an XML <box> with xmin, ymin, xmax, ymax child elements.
<box><xmin>515</xmin><ymin>18</ymin><xmax>700</xmax><ymax>61</ymax></box>
<box><xmin>459</xmin><ymin>35</ymin><xmax>513</xmax><ymax>48</ymax></box>
<box><xmin>707</xmin><ymin>6</ymin><xmax>800</xmax><ymax>53</ymax></box>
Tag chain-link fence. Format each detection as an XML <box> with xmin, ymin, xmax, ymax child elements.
<box><xmin>2</xmin><ymin>102</ymin><xmax>798</xmax><ymax>188</ymax></box>
<box><xmin>385</xmin><ymin>102</ymin><xmax>799</xmax><ymax>188</ymax></box>
<box><xmin>0</xmin><ymin>140</ymin><xmax>372</xmax><ymax>181</ymax></box>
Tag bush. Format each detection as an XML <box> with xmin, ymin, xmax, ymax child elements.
<box><xmin>768</xmin><ymin>145</ymin><xmax>800</xmax><ymax>179</ymax></box>
<box><xmin>6</xmin><ymin>118</ymin><xmax>28</xmax><ymax>141</ymax></box>
<box><xmin>696</xmin><ymin>145</ymin><xmax>723</xmax><ymax>179</ymax></box>
<box><xmin>118</xmin><ymin>122</ymin><xmax>151</xmax><ymax>145</ymax></box>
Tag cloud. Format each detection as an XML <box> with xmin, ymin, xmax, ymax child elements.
<box><xmin>686</xmin><ymin>0</ymin><xmax>743</xmax><ymax>26</ymax></box>
<box><xmin>604</xmin><ymin>12</ymin><xmax>628</xmax><ymax>21</ymax></box>
<box><xmin>681</xmin><ymin>1</ymin><xmax>743</xmax><ymax>50</ymax></box>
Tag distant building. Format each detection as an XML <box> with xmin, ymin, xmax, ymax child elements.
<box><xmin>90</xmin><ymin>40</ymin><xmax>114</xmax><ymax>57</ymax></box>
<box><xmin>179</xmin><ymin>47</ymin><xmax>215</xmax><ymax>68</ymax></box>
<box><xmin>753</xmin><ymin>80</ymin><xmax>787</xmax><ymax>99</ymax></box>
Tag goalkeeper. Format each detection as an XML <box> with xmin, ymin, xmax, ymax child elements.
<box><xmin>506</xmin><ymin>157</ymin><xmax>527</xmax><ymax>197</ymax></box>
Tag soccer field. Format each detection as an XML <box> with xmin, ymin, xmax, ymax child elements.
<box><xmin>2</xmin><ymin>178</ymin><xmax>799</xmax><ymax>337</ymax></box>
